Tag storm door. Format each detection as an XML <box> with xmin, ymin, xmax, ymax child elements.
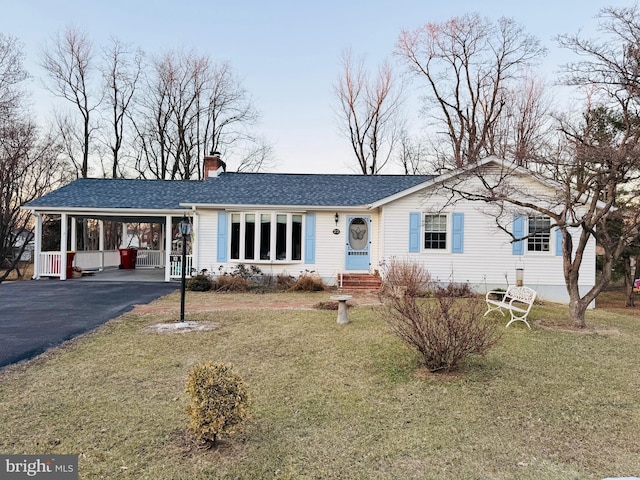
<box><xmin>345</xmin><ymin>216</ymin><xmax>371</xmax><ymax>270</ymax></box>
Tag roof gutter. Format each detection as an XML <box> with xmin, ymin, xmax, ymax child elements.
<box><xmin>20</xmin><ymin>206</ymin><xmax>190</xmax><ymax>216</ymax></box>
<box><xmin>180</xmin><ymin>203</ymin><xmax>373</xmax><ymax>212</ymax></box>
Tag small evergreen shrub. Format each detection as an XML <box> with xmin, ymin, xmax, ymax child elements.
<box><xmin>185</xmin><ymin>361</ymin><xmax>249</xmax><ymax>447</ymax></box>
<box><xmin>186</xmin><ymin>273</ymin><xmax>213</xmax><ymax>292</ymax></box>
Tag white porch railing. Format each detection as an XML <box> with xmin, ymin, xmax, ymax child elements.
<box><xmin>104</xmin><ymin>250</ymin><xmax>120</xmax><ymax>267</ymax></box>
<box><xmin>75</xmin><ymin>251</ymin><xmax>103</xmax><ymax>270</ymax></box>
<box><xmin>170</xmin><ymin>254</ymin><xmax>193</xmax><ymax>279</ymax></box>
<box><xmin>39</xmin><ymin>252</ymin><xmax>62</xmax><ymax>277</ymax></box>
<box><xmin>38</xmin><ymin>249</ymin><xmax>168</xmax><ymax>278</ymax></box>
<box><xmin>135</xmin><ymin>249</ymin><xmax>164</xmax><ymax>268</ymax></box>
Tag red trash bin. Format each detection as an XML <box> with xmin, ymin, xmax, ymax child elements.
<box><xmin>118</xmin><ymin>248</ymin><xmax>137</xmax><ymax>269</ymax></box>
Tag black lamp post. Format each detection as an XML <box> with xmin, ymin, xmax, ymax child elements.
<box><xmin>178</xmin><ymin>214</ymin><xmax>192</xmax><ymax>323</ymax></box>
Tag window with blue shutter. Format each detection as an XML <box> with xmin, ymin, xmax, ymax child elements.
<box><xmin>512</xmin><ymin>214</ymin><xmax>525</xmax><ymax>255</ymax></box>
<box><xmin>304</xmin><ymin>213</ymin><xmax>316</xmax><ymax>264</ymax></box>
<box><xmin>217</xmin><ymin>211</ymin><xmax>228</xmax><ymax>262</ymax></box>
<box><xmin>409</xmin><ymin>212</ymin><xmax>420</xmax><ymax>253</ymax></box>
<box><xmin>451</xmin><ymin>212</ymin><xmax>464</xmax><ymax>253</ymax></box>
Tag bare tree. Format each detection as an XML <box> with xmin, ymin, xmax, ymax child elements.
<box><xmin>0</xmin><ymin>34</ymin><xmax>28</xmax><ymax>114</ymax></box>
<box><xmin>132</xmin><ymin>50</ymin><xmax>268</xmax><ymax>179</ymax></box>
<box><xmin>396</xmin><ymin>131</ymin><xmax>428</xmax><ymax>174</ymax></box>
<box><xmin>40</xmin><ymin>26</ymin><xmax>100</xmax><ymax>178</ymax></box>
<box><xmin>0</xmin><ymin>35</ymin><xmax>65</xmax><ymax>281</ymax></box>
<box><xmin>201</xmin><ymin>61</ymin><xmax>267</xmax><ymax>174</ymax></box>
<box><xmin>432</xmin><ymin>6</ymin><xmax>640</xmax><ymax>328</ymax></box>
<box><xmin>395</xmin><ymin>14</ymin><xmax>546</xmax><ymax>168</ymax></box>
<box><xmin>334</xmin><ymin>49</ymin><xmax>404</xmax><ymax>175</ymax></box>
<box><xmin>487</xmin><ymin>76</ymin><xmax>554</xmax><ymax>166</ymax></box>
<box><xmin>99</xmin><ymin>38</ymin><xmax>143</xmax><ymax>178</ymax></box>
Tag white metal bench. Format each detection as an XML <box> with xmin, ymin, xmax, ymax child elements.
<box><xmin>484</xmin><ymin>285</ymin><xmax>537</xmax><ymax>329</ymax></box>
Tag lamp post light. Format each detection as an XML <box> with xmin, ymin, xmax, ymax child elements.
<box><xmin>178</xmin><ymin>214</ymin><xmax>192</xmax><ymax>323</ymax></box>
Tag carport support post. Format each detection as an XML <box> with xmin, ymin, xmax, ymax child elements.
<box><xmin>60</xmin><ymin>213</ymin><xmax>68</xmax><ymax>280</ymax></box>
<box><xmin>99</xmin><ymin>220</ymin><xmax>105</xmax><ymax>271</ymax></box>
<box><xmin>70</xmin><ymin>217</ymin><xmax>77</xmax><ymax>252</ymax></box>
<box><xmin>164</xmin><ymin>215</ymin><xmax>172</xmax><ymax>282</ymax></box>
<box><xmin>33</xmin><ymin>213</ymin><xmax>42</xmax><ymax>279</ymax></box>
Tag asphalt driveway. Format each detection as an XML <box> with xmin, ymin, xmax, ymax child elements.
<box><xmin>0</xmin><ymin>280</ymin><xmax>178</xmax><ymax>369</ymax></box>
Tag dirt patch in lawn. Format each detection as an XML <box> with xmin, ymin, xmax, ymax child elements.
<box><xmin>143</xmin><ymin>321</ymin><xmax>220</xmax><ymax>334</ymax></box>
<box><xmin>535</xmin><ymin>319</ymin><xmax>622</xmax><ymax>336</ymax></box>
<box><xmin>132</xmin><ymin>291</ymin><xmax>383</xmax><ymax>316</ymax></box>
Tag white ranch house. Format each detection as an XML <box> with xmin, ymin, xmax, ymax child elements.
<box><xmin>22</xmin><ymin>155</ymin><xmax>596</xmax><ymax>305</ymax></box>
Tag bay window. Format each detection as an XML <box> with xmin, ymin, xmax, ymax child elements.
<box><xmin>230</xmin><ymin>212</ymin><xmax>303</xmax><ymax>262</ymax></box>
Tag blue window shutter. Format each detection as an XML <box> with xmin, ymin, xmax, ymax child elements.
<box><xmin>304</xmin><ymin>213</ymin><xmax>316</xmax><ymax>264</ymax></box>
<box><xmin>556</xmin><ymin>228</ymin><xmax>563</xmax><ymax>256</ymax></box>
<box><xmin>409</xmin><ymin>212</ymin><xmax>420</xmax><ymax>253</ymax></box>
<box><xmin>512</xmin><ymin>214</ymin><xmax>525</xmax><ymax>255</ymax></box>
<box><xmin>217</xmin><ymin>212</ymin><xmax>228</xmax><ymax>262</ymax></box>
<box><xmin>451</xmin><ymin>212</ymin><xmax>464</xmax><ymax>253</ymax></box>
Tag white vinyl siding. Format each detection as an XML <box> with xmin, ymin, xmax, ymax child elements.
<box><xmin>379</xmin><ymin>175</ymin><xmax>595</xmax><ymax>304</ymax></box>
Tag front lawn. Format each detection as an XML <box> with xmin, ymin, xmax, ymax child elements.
<box><xmin>0</xmin><ymin>291</ymin><xmax>639</xmax><ymax>479</ymax></box>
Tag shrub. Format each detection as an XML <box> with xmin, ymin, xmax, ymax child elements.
<box><xmin>274</xmin><ymin>273</ymin><xmax>295</xmax><ymax>291</ymax></box>
<box><xmin>184</xmin><ymin>362</ymin><xmax>249</xmax><ymax>447</ymax></box>
<box><xmin>380</xmin><ymin>260</ymin><xmax>500</xmax><ymax>372</ymax></box>
<box><xmin>384</xmin><ymin>291</ymin><xmax>500</xmax><ymax>372</ymax></box>
<box><xmin>379</xmin><ymin>257</ymin><xmax>431</xmax><ymax>298</ymax></box>
<box><xmin>213</xmin><ymin>274</ymin><xmax>250</xmax><ymax>292</ymax></box>
<box><xmin>186</xmin><ymin>273</ymin><xmax>213</xmax><ymax>292</ymax></box>
<box><xmin>289</xmin><ymin>271</ymin><xmax>325</xmax><ymax>291</ymax></box>
<box><xmin>439</xmin><ymin>281</ymin><xmax>475</xmax><ymax>298</ymax></box>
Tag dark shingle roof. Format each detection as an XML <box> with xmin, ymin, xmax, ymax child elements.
<box><xmin>25</xmin><ymin>173</ymin><xmax>434</xmax><ymax>210</ymax></box>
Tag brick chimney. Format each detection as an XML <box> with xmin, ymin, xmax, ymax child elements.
<box><xmin>203</xmin><ymin>151</ymin><xmax>226</xmax><ymax>178</ymax></box>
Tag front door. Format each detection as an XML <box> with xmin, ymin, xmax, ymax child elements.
<box><xmin>345</xmin><ymin>215</ymin><xmax>371</xmax><ymax>270</ymax></box>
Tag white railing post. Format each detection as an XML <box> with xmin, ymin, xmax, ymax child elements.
<box><xmin>169</xmin><ymin>254</ymin><xmax>193</xmax><ymax>279</ymax></box>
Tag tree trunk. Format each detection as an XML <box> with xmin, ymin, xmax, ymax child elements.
<box><xmin>569</xmin><ymin>298</ymin><xmax>588</xmax><ymax>328</ymax></box>
<box><xmin>624</xmin><ymin>256</ymin><xmax>635</xmax><ymax>307</ymax></box>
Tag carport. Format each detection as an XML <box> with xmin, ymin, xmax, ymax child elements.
<box><xmin>27</xmin><ymin>211</ymin><xmax>194</xmax><ymax>282</ymax></box>
<box><xmin>21</xmin><ymin>178</ymin><xmax>202</xmax><ymax>282</ymax></box>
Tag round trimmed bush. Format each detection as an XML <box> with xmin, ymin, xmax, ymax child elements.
<box><xmin>184</xmin><ymin>362</ymin><xmax>249</xmax><ymax>446</ymax></box>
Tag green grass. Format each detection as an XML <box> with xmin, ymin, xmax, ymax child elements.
<box><xmin>1</xmin><ymin>292</ymin><xmax>640</xmax><ymax>479</ymax></box>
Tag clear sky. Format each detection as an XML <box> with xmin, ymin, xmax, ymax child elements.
<box><xmin>0</xmin><ymin>0</ymin><xmax>634</xmax><ymax>174</ymax></box>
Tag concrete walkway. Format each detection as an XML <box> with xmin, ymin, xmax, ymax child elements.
<box><xmin>0</xmin><ymin>279</ymin><xmax>178</xmax><ymax>369</ymax></box>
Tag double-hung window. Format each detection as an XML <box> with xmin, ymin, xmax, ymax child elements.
<box><xmin>424</xmin><ymin>214</ymin><xmax>448</xmax><ymax>250</ymax></box>
<box><xmin>527</xmin><ymin>215</ymin><xmax>550</xmax><ymax>252</ymax></box>
<box><xmin>231</xmin><ymin>212</ymin><xmax>303</xmax><ymax>262</ymax></box>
